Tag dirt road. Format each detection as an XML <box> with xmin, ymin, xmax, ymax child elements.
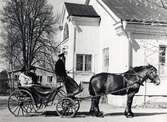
<box><xmin>0</xmin><ymin>96</ymin><xmax>167</xmax><ymax>122</ymax></box>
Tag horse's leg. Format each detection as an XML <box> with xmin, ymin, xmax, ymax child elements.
<box><xmin>124</xmin><ymin>92</ymin><xmax>135</xmax><ymax>118</ymax></box>
<box><xmin>94</xmin><ymin>96</ymin><xmax>103</xmax><ymax>117</ymax></box>
<box><xmin>90</xmin><ymin>96</ymin><xmax>103</xmax><ymax>117</ymax></box>
<box><xmin>90</xmin><ymin>97</ymin><xmax>96</xmax><ymax>114</ymax></box>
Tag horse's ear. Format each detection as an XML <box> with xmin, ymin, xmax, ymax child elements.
<box><xmin>146</xmin><ymin>63</ymin><xmax>150</xmax><ymax>66</ymax></box>
<box><xmin>146</xmin><ymin>63</ymin><xmax>152</xmax><ymax>67</ymax></box>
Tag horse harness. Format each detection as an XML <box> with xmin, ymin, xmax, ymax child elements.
<box><xmin>102</xmin><ymin>74</ymin><xmax>144</xmax><ymax>95</ymax></box>
<box><xmin>122</xmin><ymin>73</ymin><xmax>144</xmax><ymax>86</ymax></box>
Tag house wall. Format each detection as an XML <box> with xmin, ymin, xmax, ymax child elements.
<box><xmin>75</xmin><ymin>25</ymin><xmax>100</xmax><ymax>82</ymax></box>
<box><xmin>33</xmin><ymin>69</ymin><xmax>57</xmax><ymax>87</ymax></box>
<box><xmin>62</xmin><ymin>16</ymin><xmax>100</xmax><ymax>84</ymax></box>
<box><xmin>90</xmin><ymin>0</ymin><xmax>130</xmax><ymax>73</ymax></box>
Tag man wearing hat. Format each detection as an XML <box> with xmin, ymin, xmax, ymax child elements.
<box><xmin>55</xmin><ymin>53</ymin><xmax>67</xmax><ymax>79</ymax></box>
<box><xmin>55</xmin><ymin>53</ymin><xmax>81</xmax><ymax>95</ymax></box>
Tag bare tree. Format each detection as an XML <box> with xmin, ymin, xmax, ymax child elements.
<box><xmin>1</xmin><ymin>0</ymin><xmax>60</xmax><ymax>71</ymax></box>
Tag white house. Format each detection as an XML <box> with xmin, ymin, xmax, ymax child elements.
<box><xmin>61</xmin><ymin>0</ymin><xmax>167</xmax><ymax>105</ymax></box>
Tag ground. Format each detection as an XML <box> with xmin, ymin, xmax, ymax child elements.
<box><xmin>0</xmin><ymin>96</ymin><xmax>167</xmax><ymax>122</ymax></box>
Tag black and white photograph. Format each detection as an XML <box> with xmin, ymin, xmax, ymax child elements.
<box><xmin>0</xmin><ymin>0</ymin><xmax>167</xmax><ymax>122</ymax></box>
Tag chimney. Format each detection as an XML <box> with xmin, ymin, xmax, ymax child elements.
<box><xmin>85</xmin><ymin>0</ymin><xmax>90</xmax><ymax>5</ymax></box>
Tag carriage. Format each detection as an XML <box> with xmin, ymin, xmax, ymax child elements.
<box><xmin>8</xmin><ymin>64</ymin><xmax>160</xmax><ymax>118</ymax></box>
<box><xmin>8</xmin><ymin>83</ymin><xmax>82</xmax><ymax>117</ymax></box>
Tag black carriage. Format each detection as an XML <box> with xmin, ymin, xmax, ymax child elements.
<box><xmin>8</xmin><ymin>85</ymin><xmax>66</xmax><ymax>117</ymax></box>
<box><xmin>8</xmin><ymin>81</ymin><xmax>82</xmax><ymax>118</ymax></box>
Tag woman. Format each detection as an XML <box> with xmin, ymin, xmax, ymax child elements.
<box><xmin>19</xmin><ymin>67</ymin><xmax>32</xmax><ymax>87</ymax></box>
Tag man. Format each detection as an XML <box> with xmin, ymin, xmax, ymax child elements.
<box><xmin>55</xmin><ymin>53</ymin><xmax>67</xmax><ymax>81</ymax></box>
<box><xmin>55</xmin><ymin>53</ymin><xmax>82</xmax><ymax>95</ymax></box>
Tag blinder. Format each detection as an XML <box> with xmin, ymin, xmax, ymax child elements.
<box><xmin>146</xmin><ymin>67</ymin><xmax>160</xmax><ymax>85</ymax></box>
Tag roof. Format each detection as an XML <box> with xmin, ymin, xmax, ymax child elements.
<box><xmin>65</xmin><ymin>2</ymin><xmax>100</xmax><ymax>18</ymax></box>
<box><xmin>102</xmin><ymin>0</ymin><xmax>167</xmax><ymax>24</ymax></box>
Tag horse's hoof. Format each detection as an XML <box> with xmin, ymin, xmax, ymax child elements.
<box><xmin>89</xmin><ymin>110</ymin><xmax>95</xmax><ymax>115</ymax></box>
<box><xmin>95</xmin><ymin>112</ymin><xmax>104</xmax><ymax>117</ymax></box>
<box><xmin>124</xmin><ymin>111</ymin><xmax>127</xmax><ymax>116</ymax></box>
<box><xmin>125</xmin><ymin>113</ymin><xmax>134</xmax><ymax>118</ymax></box>
<box><xmin>126</xmin><ymin>115</ymin><xmax>134</xmax><ymax>118</ymax></box>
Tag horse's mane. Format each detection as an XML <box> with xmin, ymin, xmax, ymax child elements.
<box><xmin>125</xmin><ymin>64</ymin><xmax>157</xmax><ymax>74</ymax></box>
<box><xmin>124</xmin><ymin>65</ymin><xmax>151</xmax><ymax>75</ymax></box>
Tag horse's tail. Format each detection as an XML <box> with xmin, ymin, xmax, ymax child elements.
<box><xmin>89</xmin><ymin>76</ymin><xmax>95</xmax><ymax>96</ymax></box>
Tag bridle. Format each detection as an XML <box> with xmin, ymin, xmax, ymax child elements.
<box><xmin>146</xmin><ymin>67</ymin><xmax>159</xmax><ymax>84</ymax></box>
<box><xmin>122</xmin><ymin>66</ymin><xmax>157</xmax><ymax>86</ymax></box>
<box><xmin>122</xmin><ymin>73</ymin><xmax>144</xmax><ymax>86</ymax></box>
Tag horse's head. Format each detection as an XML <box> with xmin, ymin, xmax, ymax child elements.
<box><xmin>146</xmin><ymin>65</ymin><xmax>160</xmax><ymax>85</ymax></box>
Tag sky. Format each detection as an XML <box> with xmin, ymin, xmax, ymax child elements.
<box><xmin>48</xmin><ymin>0</ymin><xmax>86</xmax><ymax>15</ymax></box>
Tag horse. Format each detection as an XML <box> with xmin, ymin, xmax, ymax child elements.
<box><xmin>89</xmin><ymin>64</ymin><xmax>160</xmax><ymax>118</ymax></box>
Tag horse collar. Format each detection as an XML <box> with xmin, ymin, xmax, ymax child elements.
<box><xmin>123</xmin><ymin>74</ymin><xmax>144</xmax><ymax>86</ymax></box>
<box><xmin>136</xmin><ymin>81</ymin><xmax>144</xmax><ymax>86</ymax></box>
<box><xmin>135</xmin><ymin>75</ymin><xmax>144</xmax><ymax>86</ymax></box>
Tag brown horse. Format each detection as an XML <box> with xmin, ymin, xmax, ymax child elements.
<box><xmin>89</xmin><ymin>65</ymin><xmax>160</xmax><ymax>117</ymax></box>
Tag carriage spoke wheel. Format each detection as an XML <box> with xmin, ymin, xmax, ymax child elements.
<box><xmin>74</xmin><ymin>99</ymin><xmax>80</xmax><ymax>113</ymax></box>
<box><xmin>56</xmin><ymin>97</ymin><xmax>76</xmax><ymax>118</ymax></box>
<box><xmin>8</xmin><ymin>89</ymin><xmax>36</xmax><ymax>117</ymax></box>
<box><xmin>52</xmin><ymin>89</ymin><xmax>66</xmax><ymax>106</ymax></box>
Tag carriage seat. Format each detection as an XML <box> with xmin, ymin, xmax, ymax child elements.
<box><xmin>31</xmin><ymin>85</ymin><xmax>54</xmax><ymax>96</ymax></box>
<box><xmin>18</xmin><ymin>85</ymin><xmax>54</xmax><ymax>96</ymax></box>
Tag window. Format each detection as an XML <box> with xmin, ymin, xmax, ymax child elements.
<box><xmin>14</xmin><ymin>75</ymin><xmax>19</xmax><ymax>80</ymax></box>
<box><xmin>38</xmin><ymin>76</ymin><xmax>42</xmax><ymax>83</ymax></box>
<box><xmin>63</xmin><ymin>23</ymin><xmax>69</xmax><ymax>41</ymax></box>
<box><xmin>159</xmin><ymin>45</ymin><xmax>166</xmax><ymax>65</ymax></box>
<box><xmin>47</xmin><ymin>76</ymin><xmax>53</xmax><ymax>83</ymax></box>
<box><xmin>103</xmin><ymin>48</ymin><xmax>109</xmax><ymax>72</ymax></box>
<box><xmin>76</xmin><ymin>54</ymin><xmax>92</xmax><ymax>72</ymax></box>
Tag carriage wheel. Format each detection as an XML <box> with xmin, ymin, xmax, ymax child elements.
<box><xmin>74</xmin><ymin>99</ymin><xmax>80</xmax><ymax>113</ymax></box>
<box><xmin>52</xmin><ymin>89</ymin><xmax>66</xmax><ymax>106</ymax></box>
<box><xmin>8</xmin><ymin>89</ymin><xmax>36</xmax><ymax>116</ymax></box>
<box><xmin>56</xmin><ymin>97</ymin><xmax>76</xmax><ymax>118</ymax></box>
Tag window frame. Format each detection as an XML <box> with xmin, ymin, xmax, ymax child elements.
<box><xmin>159</xmin><ymin>45</ymin><xmax>166</xmax><ymax>65</ymax></box>
<box><xmin>63</xmin><ymin>23</ymin><xmax>69</xmax><ymax>41</ymax></box>
<box><xmin>47</xmin><ymin>76</ymin><xmax>53</xmax><ymax>83</ymax></box>
<box><xmin>76</xmin><ymin>54</ymin><xmax>92</xmax><ymax>72</ymax></box>
<box><xmin>103</xmin><ymin>47</ymin><xmax>109</xmax><ymax>72</ymax></box>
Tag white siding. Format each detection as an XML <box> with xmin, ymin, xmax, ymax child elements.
<box><xmin>90</xmin><ymin>0</ymin><xmax>130</xmax><ymax>73</ymax></box>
